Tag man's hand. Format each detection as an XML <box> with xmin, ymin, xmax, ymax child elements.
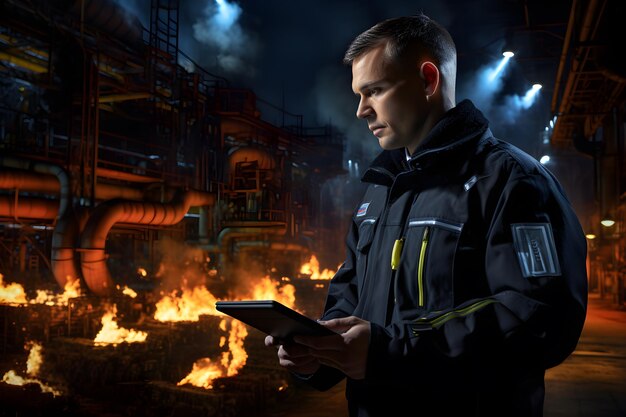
<box><xmin>265</xmin><ymin>335</ymin><xmax>321</xmax><ymax>375</ymax></box>
<box><xmin>294</xmin><ymin>316</ymin><xmax>370</xmax><ymax>380</ymax></box>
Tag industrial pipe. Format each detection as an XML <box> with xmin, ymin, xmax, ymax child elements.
<box><xmin>0</xmin><ymin>195</ymin><xmax>58</xmax><ymax>220</ymax></box>
<box><xmin>79</xmin><ymin>189</ymin><xmax>216</xmax><ymax>296</ymax></box>
<box><xmin>0</xmin><ymin>156</ymin><xmax>80</xmax><ymax>288</ymax></box>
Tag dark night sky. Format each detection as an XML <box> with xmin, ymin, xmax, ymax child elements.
<box><xmin>122</xmin><ymin>0</ymin><xmax>556</xmax><ymax>156</ymax></box>
<box><xmin>121</xmin><ymin>0</ymin><xmax>593</xmax><ymax>227</ymax></box>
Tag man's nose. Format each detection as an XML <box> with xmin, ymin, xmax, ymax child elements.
<box><xmin>356</xmin><ymin>98</ymin><xmax>373</xmax><ymax>119</ymax></box>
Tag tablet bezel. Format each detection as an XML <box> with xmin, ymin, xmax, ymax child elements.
<box><xmin>215</xmin><ymin>300</ymin><xmax>336</xmax><ymax>341</ymax></box>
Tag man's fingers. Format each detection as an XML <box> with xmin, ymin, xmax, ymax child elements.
<box><xmin>320</xmin><ymin>316</ymin><xmax>362</xmax><ymax>332</ymax></box>
<box><xmin>293</xmin><ymin>334</ymin><xmax>343</xmax><ymax>351</ymax></box>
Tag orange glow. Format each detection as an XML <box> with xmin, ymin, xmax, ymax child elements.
<box><xmin>116</xmin><ymin>285</ymin><xmax>138</xmax><ymax>298</ymax></box>
<box><xmin>137</xmin><ymin>267</ymin><xmax>148</xmax><ymax>277</ymax></box>
<box><xmin>1</xmin><ymin>341</ymin><xmax>62</xmax><ymax>396</ymax></box>
<box><xmin>0</xmin><ymin>273</ymin><xmax>28</xmax><ymax>304</ymax></box>
<box><xmin>178</xmin><ymin>319</ymin><xmax>249</xmax><ymax>389</ymax></box>
<box><xmin>299</xmin><ymin>255</ymin><xmax>336</xmax><ymax>280</ymax></box>
<box><xmin>32</xmin><ymin>276</ymin><xmax>81</xmax><ymax>306</ymax></box>
<box><xmin>153</xmin><ymin>285</ymin><xmax>218</xmax><ymax>322</ymax></box>
<box><xmin>94</xmin><ymin>304</ymin><xmax>147</xmax><ymax>345</ymax></box>
<box><xmin>163</xmin><ymin>274</ymin><xmax>296</xmax><ymax>389</ymax></box>
<box><xmin>251</xmin><ymin>275</ymin><xmax>296</xmax><ymax>308</ymax></box>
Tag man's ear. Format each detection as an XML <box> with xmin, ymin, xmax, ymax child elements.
<box><xmin>419</xmin><ymin>61</ymin><xmax>440</xmax><ymax>97</ymax></box>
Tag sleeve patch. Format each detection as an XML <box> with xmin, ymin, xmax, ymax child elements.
<box><xmin>511</xmin><ymin>223</ymin><xmax>561</xmax><ymax>278</ymax></box>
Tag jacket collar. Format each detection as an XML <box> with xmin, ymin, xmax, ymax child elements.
<box><xmin>362</xmin><ymin>99</ymin><xmax>490</xmax><ymax>185</ymax></box>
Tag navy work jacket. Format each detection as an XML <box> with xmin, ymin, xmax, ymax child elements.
<box><xmin>306</xmin><ymin>100</ymin><xmax>588</xmax><ymax>417</ymax></box>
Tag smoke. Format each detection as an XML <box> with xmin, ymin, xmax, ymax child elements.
<box><xmin>154</xmin><ymin>237</ymin><xmax>211</xmax><ymax>292</ymax></box>
<box><xmin>313</xmin><ymin>66</ymin><xmax>380</xmax><ymax>168</ymax></box>
<box><xmin>110</xmin><ymin>0</ymin><xmax>149</xmax><ymax>28</ymax></box>
<box><xmin>191</xmin><ymin>0</ymin><xmax>259</xmax><ymax>76</ymax></box>
<box><xmin>458</xmin><ymin>57</ymin><xmax>543</xmax><ymax>138</ymax></box>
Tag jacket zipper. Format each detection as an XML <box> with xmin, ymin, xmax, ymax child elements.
<box><xmin>417</xmin><ymin>226</ymin><xmax>430</xmax><ymax>307</ymax></box>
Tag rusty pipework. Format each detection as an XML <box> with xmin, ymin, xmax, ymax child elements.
<box><xmin>0</xmin><ymin>156</ymin><xmax>80</xmax><ymax>289</ymax></box>
<box><xmin>79</xmin><ymin>189</ymin><xmax>216</xmax><ymax>296</ymax></box>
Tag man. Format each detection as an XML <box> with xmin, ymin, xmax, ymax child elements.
<box><xmin>265</xmin><ymin>14</ymin><xmax>588</xmax><ymax>417</ymax></box>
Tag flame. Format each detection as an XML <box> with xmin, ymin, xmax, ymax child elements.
<box><xmin>137</xmin><ymin>267</ymin><xmax>148</xmax><ymax>277</ymax></box>
<box><xmin>29</xmin><ymin>276</ymin><xmax>81</xmax><ymax>306</ymax></box>
<box><xmin>178</xmin><ymin>318</ymin><xmax>248</xmax><ymax>389</ymax></box>
<box><xmin>94</xmin><ymin>304</ymin><xmax>147</xmax><ymax>345</ymax></box>
<box><xmin>299</xmin><ymin>255</ymin><xmax>336</xmax><ymax>280</ymax></box>
<box><xmin>1</xmin><ymin>342</ymin><xmax>62</xmax><ymax>396</ymax></box>
<box><xmin>153</xmin><ymin>285</ymin><xmax>218</xmax><ymax>322</ymax></box>
<box><xmin>251</xmin><ymin>275</ymin><xmax>296</xmax><ymax>308</ymax></box>
<box><xmin>157</xmin><ymin>275</ymin><xmax>295</xmax><ymax>389</ymax></box>
<box><xmin>116</xmin><ymin>285</ymin><xmax>138</xmax><ymax>298</ymax></box>
<box><xmin>0</xmin><ymin>273</ymin><xmax>28</xmax><ymax>304</ymax></box>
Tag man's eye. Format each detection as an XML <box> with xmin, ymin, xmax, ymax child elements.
<box><xmin>369</xmin><ymin>88</ymin><xmax>380</xmax><ymax>96</ymax></box>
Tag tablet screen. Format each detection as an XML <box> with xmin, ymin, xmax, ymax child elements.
<box><xmin>215</xmin><ymin>300</ymin><xmax>336</xmax><ymax>340</ymax></box>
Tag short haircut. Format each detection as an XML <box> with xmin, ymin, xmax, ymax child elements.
<box><xmin>343</xmin><ymin>13</ymin><xmax>456</xmax><ymax>70</ymax></box>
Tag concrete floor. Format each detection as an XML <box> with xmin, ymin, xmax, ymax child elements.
<box><xmin>261</xmin><ymin>292</ymin><xmax>626</xmax><ymax>417</ymax></box>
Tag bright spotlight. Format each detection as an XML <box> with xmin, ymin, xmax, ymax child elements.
<box><xmin>521</xmin><ymin>84</ymin><xmax>542</xmax><ymax>108</ymax></box>
<box><xmin>539</xmin><ymin>155</ymin><xmax>550</xmax><ymax>164</ymax></box>
<box><xmin>601</xmin><ymin>219</ymin><xmax>615</xmax><ymax>227</ymax></box>
<box><xmin>488</xmin><ymin>54</ymin><xmax>513</xmax><ymax>82</ymax></box>
<box><xmin>502</xmin><ymin>51</ymin><xmax>514</xmax><ymax>58</ymax></box>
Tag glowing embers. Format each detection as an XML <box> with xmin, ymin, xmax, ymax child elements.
<box><xmin>1</xmin><ymin>341</ymin><xmax>63</xmax><ymax>397</ymax></box>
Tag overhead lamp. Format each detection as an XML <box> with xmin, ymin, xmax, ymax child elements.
<box><xmin>539</xmin><ymin>155</ymin><xmax>550</xmax><ymax>164</ymax></box>
<box><xmin>502</xmin><ymin>51</ymin><xmax>514</xmax><ymax>58</ymax></box>
<box><xmin>601</xmin><ymin>215</ymin><xmax>615</xmax><ymax>227</ymax></box>
<box><xmin>585</xmin><ymin>233</ymin><xmax>596</xmax><ymax>240</ymax></box>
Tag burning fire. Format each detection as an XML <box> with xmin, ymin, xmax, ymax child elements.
<box><xmin>156</xmin><ymin>275</ymin><xmax>296</xmax><ymax>389</ymax></box>
<box><xmin>251</xmin><ymin>275</ymin><xmax>296</xmax><ymax>308</ymax></box>
<box><xmin>94</xmin><ymin>304</ymin><xmax>148</xmax><ymax>346</ymax></box>
<box><xmin>0</xmin><ymin>274</ymin><xmax>81</xmax><ymax>306</ymax></box>
<box><xmin>0</xmin><ymin>273</ymin><xmax>28</xmax><ymax>304</ymax></box>
<box><xmin>1</xmin><ymin>341</ymin><xmax>63</xmax><ymax>396</ymax></box>
<box><xmin>177</xmin><ymin>319</ymin><xmax>248</xmax><ymax>389</ymax></box>
<box><xmin>154</xmin><ymin>285</ymin><xmax>218</xmax><ymax>322</ymax></box>
<box><xmin>32</xmin><ymin>276</ymin><xmax>81</xmax><ymax>306</ymax></box>
<box><xmin>299</xmin><ymin>255</ymin><xmax>336</xmax><ymax>280</ymax></box>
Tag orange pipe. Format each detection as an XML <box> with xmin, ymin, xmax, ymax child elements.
<box><xmin>0</xmin><ymin>195</ymin><xmax>58</xmax><ymax>220</ymax></box>
<box><xmin>79</xmin><ymin>189</ymin><xmax>216</xmax><ymax>295</ymax></box>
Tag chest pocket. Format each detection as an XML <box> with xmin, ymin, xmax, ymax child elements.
<box><xmin>356</xmin><ymin>218</ymin><xmax>377</xmax><ymax>294</ymax></box>
<box><xmin>395</xmin><ymin>218</ymin><xmax>463</xmax><ymax>312</ymax></box>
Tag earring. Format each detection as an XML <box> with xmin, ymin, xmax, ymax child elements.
<box><xmin>426</xmin><ymin>95</ymin><xmax>430</xmax><ymax>102</ymax></box>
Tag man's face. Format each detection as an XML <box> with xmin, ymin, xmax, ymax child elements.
<box><xmin>351</xmin><ymin>44</ymin><xmax>429</xmax><ymax>152</ymax></box>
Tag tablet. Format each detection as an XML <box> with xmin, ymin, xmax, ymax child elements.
<box><xmin>215</xmin><ymin>300</ymin><xmax>336</xmax><ymax>341</ymax></box>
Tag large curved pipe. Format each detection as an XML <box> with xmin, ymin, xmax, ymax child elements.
<box><xmin>0</xmin><ymin>156</ymin><xmax>79</xmax><ymax>288</ymax></box>
<box><xmin>214</xmin><ymin>225</ymin><xmax>288</xmax><ymax>268</ymax></box>
<box><xmin>79</xmin><ymin>189</ymin><xmax>216</xmax><ymax>295</ymax></box>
